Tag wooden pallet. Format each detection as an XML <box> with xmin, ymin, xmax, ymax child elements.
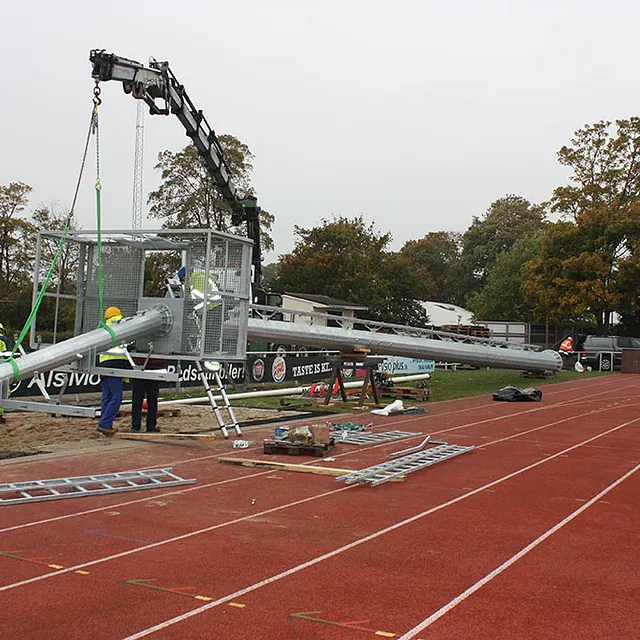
<box><xmin>263</xmin><ymin>439</ymin><xmax>335</xmax><ymax>457</ymax></box>
<box><xmin>520</xmin><ymin>371</ymin><xmax>555</xmax><ymax>379</ymax></box>
<box><xmin>441</xmin><ymin>324</ymin><xmax>491</xmax><ymax>338</ymax></box>
<box><xmin>381</xmin><ymin>387</ymin><xmax>430</xmax><ymax>402</ymax></box>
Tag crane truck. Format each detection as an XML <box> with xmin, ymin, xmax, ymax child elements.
<box><xmin>89</xmin><ymin>49</ymin><xmax>265</xmax><ymax>300</ymax></box>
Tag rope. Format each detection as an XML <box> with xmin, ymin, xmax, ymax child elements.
<box><xmin>4</xmin><ymin>92</ymin><xmax>101</xmax><ymax>382</ymax></box>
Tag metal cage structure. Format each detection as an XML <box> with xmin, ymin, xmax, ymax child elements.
<box><xmin>31</xmin><ymin>229</ymin><xmax>252</xmax><ymax>363</ymax></box>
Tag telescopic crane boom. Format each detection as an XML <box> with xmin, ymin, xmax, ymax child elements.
<box><xmin>89</xmin><ymin>49</ymin><xmax>262</xmax><ymax>292</ymax></box>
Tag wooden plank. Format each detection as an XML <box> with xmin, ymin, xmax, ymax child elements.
<box><xmin>218</xmin><ymin>456</ymin><xmax>405</xmax><ymax>481</ymax></box>
<box><xmin>115</xmin><ymin>432</ymin><xmax>216</xmax><ymax>441</ymax></box>
<box><xmin>219</xmin><ymin>456</ymin><xmax>347</xmax><ymax>476</ymax></box>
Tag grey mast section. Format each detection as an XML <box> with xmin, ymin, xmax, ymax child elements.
<box><xmin>0</xmin><ymin>304</ymin><xmax>173</xmax><ymax>387</ymax></box>
<box><xmin>246</xmin><ymin>317</ymin><xmax>562</xmax><ymax>373</ymax></box>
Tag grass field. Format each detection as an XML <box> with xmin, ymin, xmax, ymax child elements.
<box><xmin>193</xmin><ymin>368</ymin><xmax>610</xmax><ymax>413</ymax></box>
<box><xmin>424</xmin><ymin>368</ymin><xmax>608</xmax><ymax>402</ymax></box>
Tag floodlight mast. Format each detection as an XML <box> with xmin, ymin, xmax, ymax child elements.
<box><xmin>89</xmin><ymin>49</ymin><xmax>262</xmax><ymax>295</ymax></box>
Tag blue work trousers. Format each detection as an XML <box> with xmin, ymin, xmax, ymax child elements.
<box><xmin>99</xmin><ymin>376</ymin><xmax>123</xmax><ymax>429</ymax></box>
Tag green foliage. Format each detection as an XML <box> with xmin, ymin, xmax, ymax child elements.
<box><xmin>399</xmin><ymin>231</ymin><xmax>461</xmax><ymax>303</ymax></box>
<box><xmin>147</xmin><ymin>136</ymin><xmax>274</xmax><ymax>252</ymax></box>
<box><xmin>459</xmin><ymin>195</ymin><xmax>547</xmax><ymax>302</ymax></box>
<box><xmin>274</xmin><ymin>216</ymin><xmax>390</xmax><ymax>303</ymax></box>
<box><xmin>260</xmin><ymin>262</ymin><xmax>281</xmax><ymax>292</ymax></box>
<box><xmin>467</xmin><ymin>233</ymin><xmax>542</xmax><ymax>321</ymax></box>
<box><xmin>525</xmin><ymin>119</ymin><xmax>640</xmax><ymax>330</ymax></box>
<box><xmin>372</xmin><ymin>253</ymin><xmax>430</xmax><ymax>326</ymax></box>
<box><xmin>29</xmin><ymin>205</ymin><xmax>82</xmax><ymax>334</ymax></box>
<box><xmin>143</xmin><ymin>252</ymin><xmax>181</xmax><ymax>297</ymax></box>
<box><xmin>551</xmin><ymin>118</ymin><xmax>640</xmax><ymax>218</ymax></box>
<box><xmin>0</xmin><ymin>182</ymin><xmax>37</xmax><ymax>329</ymax></box>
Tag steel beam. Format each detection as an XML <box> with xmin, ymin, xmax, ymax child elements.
<box><xmin>247</xmin><ymin>318</ymin><xmax>562</xmax><ymax>372</ymax></box>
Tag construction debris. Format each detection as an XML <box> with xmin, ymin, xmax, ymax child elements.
<box><xmin>387</xmin><ymin>435</ymin><xmax>448</xmax><ymax>459</ymax></box>
<box><xmin>219</xmin><ymin>456</ymin><xmax>354</xmax><ymax>477</ymax></box>
<box><xmin>115</xmin><ymin>432</ymin><xmax>216</xmax><ymax>441</ymax></box>
<box><xmin>335</xmin><ymin>443</ymin><xmax>474</xmax><ymax>487</ymax></box>
<box><xmin>371</xmin><ymin>400</ymin><xmax>406</xmax><ymax>416</ymax></box>
<box><xmin>492</xmin><ymin>386</ymin><xmax>543</xmax><ymax>402</ymax></box>
<box><xmin>217</xmin><ymin>457</ymin><xmax>405</xmax><ymax>482</ymax></box>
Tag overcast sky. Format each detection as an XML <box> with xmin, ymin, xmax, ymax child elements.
<box><xmin>2</xmin><ymin>0</ymin><xmax>638</xmax><ymax>261</ymax></box>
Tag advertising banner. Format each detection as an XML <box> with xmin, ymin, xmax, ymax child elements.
<box><xmin>9</xmin><ymin>355</ymin><xmax>344</xmax><ymax>397</ymax></box>
<box><xmin>376</xmin><ymin>357</ymin><xmax>435</xmax><ymax>375</ymax></box>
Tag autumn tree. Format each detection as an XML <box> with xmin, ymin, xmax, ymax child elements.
<box><xmin>274</xmin><ymin>216</ymin><xmax>426</xmax><ymax>323</ymax></box>
<box><xmin>147</xmin><ymin>136</ymin><xmax>274</xmax><ymax>252</ymax></box>
<box><xmin>551</xmin><ymin>118</ymin><xmax>640</xmax><ymax>219</ymax></box>
<box><xmin>459</xmin><ymin>195</ymin><xmax>547</xmax><ymax>302</ymax></box>
<box><xmin>526</xmin><ymin>119</ymin><xmax>640</xmax><ymax>331</ymax></box>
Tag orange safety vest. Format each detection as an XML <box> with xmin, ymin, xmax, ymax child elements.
<box><xmin>559</xmin><ymin>337</ymin><xmax>573</xmax><ymax>353</ymax></box>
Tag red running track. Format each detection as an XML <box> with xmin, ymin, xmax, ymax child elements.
<box><xmin>0</xmin><ymin>374</ymin><xmax>638</xmax><ymax>639</ymax></box>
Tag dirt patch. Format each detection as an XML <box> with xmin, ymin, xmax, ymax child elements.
<box><xmin>0</xmin><ymin>403</ymin><xmax>299</xmax><ymax>455</ymax></box>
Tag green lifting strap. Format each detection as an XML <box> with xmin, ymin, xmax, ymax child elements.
<box><xmin>7</xmin><ymin>225</ymin><xmax>72</xmax><ymax>382</ymax></box>
<box><xmin>102</xmin><ymin>323</ymin><xmax>118</xmax><ymax>348</ymax></box>
<box><xmin>6</xmin><ymin>357</ymin><xmax>20</xmax><ymax>383</ymax></box>
<box><xmin>5</xmin><ymin>97</ymin><xmax>100</xmax><ymax>383</ymax></box>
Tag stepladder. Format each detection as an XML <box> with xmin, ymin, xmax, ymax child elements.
<box><xmin>196</xmin><ymin>360</ymin><xmax>241</xmax><ymax>438</ymax></box>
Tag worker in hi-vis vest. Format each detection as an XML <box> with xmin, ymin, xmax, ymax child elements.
<box><xmin>97</xmin><ymin>306</ymin><xmax>131</xmax><ymax>436</ymax></box>
<box><xmin>187</xmin><ymin>269</ymin><xmax>222</xmax><ymax>313</ymax></box>
<box><xmin>559</xmin><ymin>336</ymin><xmax>574</xmax><ymax>355</ymax></box>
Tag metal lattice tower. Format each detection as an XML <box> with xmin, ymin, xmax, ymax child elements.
<box><xmin>132</xmin><ymin>102</ymin><xmax>145</xmax><ymax>229</ymax></box>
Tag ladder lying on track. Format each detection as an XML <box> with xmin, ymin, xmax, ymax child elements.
<box><xmin>0</xmin><ymin>468</ymin><xmax>196</xmax><ymax>505</ymax></box>
<box><xmin>332</xmin><ymin>430</ymin><xmax>421</xmax><ymax>445</ymax></box>
<box><xmin>336</xmin><ymin>444</ymin><xmax>474</xmax><ymax>487</ymax></box>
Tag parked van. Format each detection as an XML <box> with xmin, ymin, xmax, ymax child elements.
<box><xmin>577</xmin><ymin>335</ymin><xmax>640</xmax><ymax>371</ymax></box>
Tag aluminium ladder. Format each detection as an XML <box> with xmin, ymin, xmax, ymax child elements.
<box><xmin>332</xmin><ymin>430</ymin><xmax>421</xmax><ymax>445</ymax></box>
<box><xmin>196</xmin><ymin>360</ymin><xmax>241</xmax><ymax>438</ymax></box>
<box><xmin>335</xmin><ymin>444</ymin><xmax>474</xmax><ymax>487</ymax></box>
<box><xmin>0</xmin><ymin>468</ymin><xmax>195</xmax><ymax>505</ymax></box>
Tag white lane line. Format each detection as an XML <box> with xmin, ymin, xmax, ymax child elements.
<box><xmin>1</xmin><ymin>385</ymin><xmax>635</xmax><ymax>535</ymax></box>
<box><xmin>397</xmin><ymin>460</ymin><xmax>640</xmax><ymax>639</ymax></box>
<box><xmin>0</xmin><ymin>485</ymin><xmax>352</xmax><ymax>593</ymax></box>
<box><xmin>118</xmin><ymin>417</ymin><xmax>640</xmax><ymax>639</ymax></box>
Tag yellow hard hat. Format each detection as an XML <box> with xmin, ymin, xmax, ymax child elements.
<box><xmin>0</xmin><ymin>322</ymin><xmax>4</xmax><ymax>335</ymax></box>
<box><xmin>104</xmin><ymin>306</ymin><xmax>122</xmax><ymax>320</ymax></box>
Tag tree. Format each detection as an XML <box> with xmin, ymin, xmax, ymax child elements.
<box><xmin>523</xmin><ymin>212</ymin><xmax>632</xmax><ymax>329</ymax></box>
<box><xmin>274</xmin><ymin>216</ymin><xmax>390</xmax><ymax>305</ymax></box>
<box><xmin>147</xmin><ymin>136</ymin><xmax>274</xmax><ymax>252</ymax></box>
<box><xmin>260</xmin><ymin>262</ymin><xmax>281</xmax><ymax>293</ymax></box>
<box><xmin>0</xmin><ymin>183</ymin><xmax>37</xmax><ymax>329</ymax></box>
<box><xmin>399</xmin><ymin>231</ymin><xmax>461</xmax><ymax>303</ymax></box>
<box><xmin>459</xmin><ymin>195</ymin><xmax>547</xmax><ymax>302</ymax></box>
<box><xmin>374</xmin><ymin>253</ymin><xmax>430</xmax><ymax>326</ymax></box>
<box><xmin>30</xmin><ymin>205</ymin><xmax>82</xmax><ymax>335</ymax></box>
<box><xmin>526</xmin><ymin>119</ymin><xmax>640</xmax><ymax>331</ymax></box>
<box><xmin>551</xmin><ymin>118</ymin><xmax>640</xmax><ymax>219</ymax></box>
<box><xmin>467</xmin><ymin>233</ymin><xmax>542</xmax><ymax>321</ymax></box>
